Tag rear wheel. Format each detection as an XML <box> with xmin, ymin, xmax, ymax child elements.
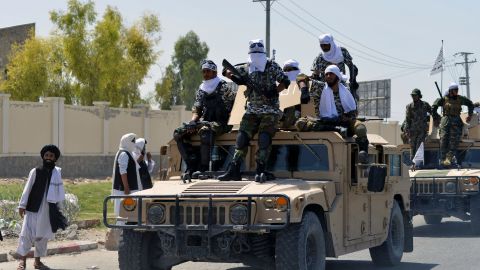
<box><xmin>275</xmin><ymin>211</ymin><xmax>326</xmax><ymax>270</ymax></box>
<box><xmin>119</xmin><ymin>230</ymin><xmax>172</xmax><ymax>270</ymax></box>
<box><xmin>423</xmin><ymin>215</ymin><xmax>443</xmax><ymax>225</ymax></box>
<box><xmin>369</xmin><ymin>201</ymin><xmax>404</xmax><ymax>266</ymax></box>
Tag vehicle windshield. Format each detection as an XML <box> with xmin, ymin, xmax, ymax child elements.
<box><xmin>267</xmin><ymin>144</ymin><xmax>329</xmax><ymax>172</ymax></box>
<box><xmin>408</xmin><ymin>148</ymin><xmax>480</xmax><ymax>169</ymax></box>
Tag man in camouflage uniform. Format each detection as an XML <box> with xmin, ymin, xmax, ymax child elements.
<box><xmin>311</xmin><ymin>33</ymin><xmax>359</xmax><ymax>100</ymax></box>
<box><xmin>432</xmin><ymin>82</ymin><xmax>474</xmax><ymax>166</ymax></box>
<box><xmin>403</xmin><ymin>88</ymin><xmax>432</xmax><ymax>157</ymax></box>
<box><xmin>295</xmin><ymin>65</ymin><xmax>369</xmax><ymax>162</ymax></box>
<box><xmin>218</xmin><ymin>39</ymin><xmax>290</xmax><ymax>182</ymax></box>
<box><xmin>173</xmin><ymin>60</ymin><xmax>237</xmax><ymax>182</ymax></box>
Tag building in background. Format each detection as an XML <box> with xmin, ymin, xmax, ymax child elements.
<box><xmin>357</xmin><ymin>79</ymin><xmax>391</xmax><ymax>119</ymax></box>
<box><xmin>0</xmin><ymin>23</ymin><xmax>35</xmax><ymax>80</ymax></box>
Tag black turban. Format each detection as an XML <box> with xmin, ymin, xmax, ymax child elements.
<box><xmin>40</xmin><ymin>144</ymin><xmax>61</xmax><ymax>160</ymax></box>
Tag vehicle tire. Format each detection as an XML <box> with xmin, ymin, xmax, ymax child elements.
<box><xmin>118</xmin><ymin>229</ymin><xmax>171</xmax><ymax>270</ymax></box>
<box><xmin>369</xmin><ymin>201</ymin><xmax>404</xmax><ymax>266</ymax></box>
<box><xmin>470</xmin><ymin>207</ymin><xmax>480</xmax><ymax>235</ymax></box>
<box><xmin>423</xmin><ymin>215</ymin><xmax>442</xmax><ymax>225</ymax></box>
<box><xmin>275</xmin><ymin>211</ymin><xmax>326</xmax><ymax>270</ymax></box>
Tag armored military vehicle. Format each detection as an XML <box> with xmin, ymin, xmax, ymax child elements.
<box><xmin>103</xmin><ymin>83</ymin><xmax>413</xmax><ymax>270</ymax></box>
<box><xmin>405</xmin><ymin>114</ymin><xmax>480</xmax><ymax>234</ymax></box>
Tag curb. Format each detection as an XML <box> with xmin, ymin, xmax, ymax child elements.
<box><xmin>6</xmin><ymin>241</ymin><xmax>98</xmax><ymax>261</ymax></box>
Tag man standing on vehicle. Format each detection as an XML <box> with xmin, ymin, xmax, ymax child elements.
<box><xmin>404</xmin><ymin>88</ymin><xmax>432</xmax><ymax>157</ymax></box>
<box><xmin>432</xmin><ymin>82</ymin><xmax>474</xmax><ymax>166</ymax></box>
<box><xmin>218</xmin><ymin>39</ymin><xmax>290</xmax><ymax>182</ymax></box>
<box><xmin>295</xmin><ymin>65</ymin><xmax>369</xmax><ymax>162</ymax></box>
<box><xmin>173</xmin><ymin>60</ymin><xmax>237</xmax><ymax>182</ymax></box>
<box><xmin>311</xmin><ymin>34</ymin><xmax>359</xmax><ymax>100</ymax></box>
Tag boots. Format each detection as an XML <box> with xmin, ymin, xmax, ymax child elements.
<box><xmin>217</xmin><ymin>161</ymin><xmax>242</xmax><ymax>181</ymax></box>
<box><xmin>255</xmin><ymin>162</ymin><xmax>275</xmax><ymax>183</ymax></box>
<box><xmin>192</xmin><ymin>165</ymin><xmax>209</xmax><ymax>180</ymax></box>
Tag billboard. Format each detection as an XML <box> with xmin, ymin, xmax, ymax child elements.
<box><xmin>357</xmin><ymin>79</ymin><xmax>391</xmax><ymax>118</ymax></box>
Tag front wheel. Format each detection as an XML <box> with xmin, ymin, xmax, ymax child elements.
<box><xmin>275</xmin><ymin>211</ymin><xmax>326</xmax><ymax>270</ymax></box>
<box><xmin>118</xmin><ymin>230</ymin><xmax>172</xmax><ymax>270</ymax></box>
<box><xmin>369</xmin><ymin>201</ymin><xmax>404</xmax><ymax>266</ymax></box>
<box><xmin>424</xmin><ymin>215</ymin><xmax>442</xmax><ymax>225</ymax></box>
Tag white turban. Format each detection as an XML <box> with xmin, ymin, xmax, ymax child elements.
<box><xmin>325</xmin><ymin>65</ymin><xmax>348</xmax><ymax>82</ymax></box>
<box><xmin>135</xmin><ymin>138</ymin><xmax>147</xmax><ymax>152</ymax></box>
<box><xmin>319</xmin><ymin>34</ymin><xmax>344</xmax><ymax>64</ymax></box>
<box><xmin>448</xmin><ymin>82</ymin><xmax>459</xmax><ymax>90</ymax></box>
<box><xmin>247</xmin><ymin>39</ymin><xmax>267</xmax><ymax>73</ymax></box>
<box><xmin>248</xmin><ymin>39</ymin><xmax>266</xmax><ymax>54</ymax></box>
<box><xmin>283</xmin><ymin>59</ymin><xmax>299</xmax><ymax>69</ymax></box>
<box><xmin>283</xmin><ymin>59</ymin><xmax>300</xmax><ymax>82</ymax></box>
<box><xmin>119</xmin><ymin>133</ymin><xmax>137</xmax><ymax>153</ymax></box>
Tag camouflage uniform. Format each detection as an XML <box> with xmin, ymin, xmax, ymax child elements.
<box><xmin>432</xmin><ymin>95</ymin><xmax>474</xmax><ymax>164</ymax></box>
<box><xmin>232</xmin><ymin>60</ymin><xmax>289</xmax><ymax>164</ymax></box>
<box><xmin>295</xmin><ymin>78</ymin><xmax>369</xmax><ymax>153</ymax></box>
<box><xmin>404</xmin><ymin>99</ymin><xmax>432</xmax><ymax>157</ymax></box>
<box><xmin>173</xmin><ymin>80</ymin><xmax>237</xmax><ymax>174</ymax></box>
<box><xmin>311</xmin><ymin>47</ymin><xmax>353</xmax><ymax>82</ymax></box>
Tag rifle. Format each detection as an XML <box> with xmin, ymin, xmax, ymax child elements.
<box><xmin>434</xmin><ymin>81</ymin><xmax>443</xmax><ymax>98</ymax></box>
<box><xmin>357</xmin><ymin>117</ymin><xmax>384</xmax><ymax>122</ymax></box>
<box><xmin>221</xmin><ymin>59</ymin><xmax>273</xmax><ymax>97</ymax></box>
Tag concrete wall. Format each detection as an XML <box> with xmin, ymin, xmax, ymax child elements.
<box><xmin>0</xmin><ymin>94</ymin><xmax>189</xmax><ymax>177</ymax></box>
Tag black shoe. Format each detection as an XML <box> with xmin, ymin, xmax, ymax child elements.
<box><xmin>217</xmin><ymin>161</ymin><xmax>241</xmax><ymax>181</ymax></box>
<box><xmin>255</xmin><ymin>162</ymin><xmax>275</xmax><ymax>183</ymax></box>
<box><xmin>358</xmin><ymin>151</ymin><xmax>369</xmax><ymax>164</ymax></box>
<box><xmin>181</xmin><ymin>170</ymin><xmax>192</xmax><ymax>183</ymax></box>
<box><xmin>192</xmin><ymin>165</ymin><xmax>208</xmax><ymax>180</ymax></box>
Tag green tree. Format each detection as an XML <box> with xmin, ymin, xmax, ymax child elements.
<box><xmin>155</xmin><ymin>65</ymin><xmax>178</xmax><ymax>110</ymax></box>
<box><xmin>50</xmin><ymin>0</ymin><xmax>161</xmax><ymax>107</ymax></box>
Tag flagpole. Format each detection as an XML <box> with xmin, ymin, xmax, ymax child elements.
<box><xmin>441</xmin><ymin>40</ymin><xmax>444</xmax><ymax>91</ymax></box>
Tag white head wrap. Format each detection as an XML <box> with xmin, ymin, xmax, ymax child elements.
<box><xmin>247</xmin><ymin>39</ymin><xmax>268</xmax><ymax>74</ymax></box>
<box><xmin>325</xmin><ymin>65</ymin><xmax>348</xmax><ymax>82</ymax></box>
<box><xmin>119</xmin><ymin>133</ymin><xmax>137</xmax><ymax>153</ymax></box>
<box><xmin>135</xmin><ymin>138</ymin><xmax>147</xmax><ymax>152</ymax></box>
<box><xmin>448</xmin><ymin>82</ymin><xmax>459</xmax><ymax>90</ymax></box>
<box><xmin>283</xmin><ymin>59</ymin><xmax>301</xmax><ymax>82</ymax></box>
<box><xmin>319</xmin><ymin>34</ymin><xmax>344</xmax><ymax>64</ymax></box>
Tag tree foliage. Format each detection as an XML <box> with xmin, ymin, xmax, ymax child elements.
<box><xmin>1</xmin><ymin>0</ymin><xmax>161</xmax><ymax>107</ymax></box>
<box><xmin>155</xmin><ymin>31</ymin><xmax>208</xmax><ymax>109</ymax></box>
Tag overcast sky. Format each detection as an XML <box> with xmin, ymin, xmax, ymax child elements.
<box><xmin>1</xmin><ymin>0</ymin><xmax>479</xmax><ymax>121</ymax></box>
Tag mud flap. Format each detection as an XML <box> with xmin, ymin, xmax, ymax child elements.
<box><xmin>367</xmin><ymin>166</ymin><xmax>387</xmax><ymax>192</ymax></box>
<box><xmin>403</xmin><ymin>211</ymin><xmax>414</xmax><ymax>252</ymax></box>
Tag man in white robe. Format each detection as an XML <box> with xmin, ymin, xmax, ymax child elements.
<box><xmin>16</xmin><ymin>144</ymin><xmax>65</xmax><ymax>270</ymax></box>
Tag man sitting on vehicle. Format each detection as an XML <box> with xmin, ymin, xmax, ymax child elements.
<box><xmin>295</xmin><ymin>65</ymin><xmax>369</xmax><ymax>161</ymax></box>
<box><xmin>173</xmin><ymin>60</ymin><xmax>237</xmax><ymax>182</ymax></box>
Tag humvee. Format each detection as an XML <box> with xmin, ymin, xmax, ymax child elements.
<box><xmin>405</xmin><ymin>113</ymin><xmax>480</xmax><ymax>233</ymax></box>
<box><xmin>103</xmin><ymin>83</ymin><xmax>413</xmax><ymax>270</ymax></box>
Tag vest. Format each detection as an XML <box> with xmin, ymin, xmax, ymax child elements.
<box><xmin>138</xmin><ymin>160</ymin><xmax>153</xmax><ymax>189</ymax></box>
<box><xmin>113</xmin><ymin>151</ymin><xmax>138</xmax><ymax>191</ymax></box>
<box><xmin>26</xmin><ymin>167</ymin><xmax>52</xmax><ymax>212</ymax></box>
<box><xmin>443</xmin><ymin>96</ymin><xmax>462</xmax><ymax>116</ymax></box>
<box><xmin>202</xmin><ymin>82</ymin><xmax>229</xmax><ymax>124</ymax></box>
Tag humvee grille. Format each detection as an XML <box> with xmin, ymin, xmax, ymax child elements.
<box><xmin>182</xmin><ymin>182</ymin><xmax>250</xmax><ymax>194</ymax></box>
<box><xmin>169</xmin><ymin>205</ymin><xmax>227</xmax><ymax>225</ymax></box>
<box><xmin>413</xmin><ymin>182</ymin><xmax>445</xmax><ymax>194</ymax></box>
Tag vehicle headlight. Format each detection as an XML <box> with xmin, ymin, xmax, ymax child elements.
<box><xmin>148</xmin><ymin>204</ymin><xmax>166</xmax><ymax>224</ymax></box>
<box><xmin>122</xmin><ymin>198</ymin><xmax>137</xmax><ymax>211</ymax></box>
<box><xmin>230</xmin><ymin>204</ymin><xmax>248</xmax><ymax>225</ymax></box>
<box><xmin>445</xmin><ymin>182</ymin><xmax>457</xmax><ymax>193</ymax></box>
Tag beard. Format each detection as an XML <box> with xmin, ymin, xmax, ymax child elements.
<box><xmin>327</xmin><ymin>76</ymin><xmax>339</xmax><ymax>88</ymax></box>
<box><xmin>43</xmin><ymin>159</ymin><xmax>55</xmax><ymax>170</ymax></box>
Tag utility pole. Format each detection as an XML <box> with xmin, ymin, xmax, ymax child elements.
<box><xmin>253</xmin><ymin>0</ymin><xmax>275</xmax><ymax>57</ymax></box>
<box><xmin>455</xmin><ymin>52</ymin><xmax>477</xmax><ymax>99</ymax></box>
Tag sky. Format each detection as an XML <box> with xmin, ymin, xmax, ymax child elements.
<box><xmin>1</xmin><ymin>0</ymin><xmax>479</xmax><ymax>121</ymax></box>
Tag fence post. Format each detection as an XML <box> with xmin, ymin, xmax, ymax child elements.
<box><xmin>94</xmin><ymin>101</ymin><xmax>111</xmax><ymax>155</ymax></box>
<box><xmin>0</xmin><ymin>93</ymin><xmax>10</xmax><ymax>154</ymax></box>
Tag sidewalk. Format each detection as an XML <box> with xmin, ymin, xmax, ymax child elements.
<box><xmin>0</xmin><ymin>240</ymin><xmax>98</xmax><ymax>263</ymax></box>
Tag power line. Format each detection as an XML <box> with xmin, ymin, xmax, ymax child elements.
<box><xmin>273</xmin><ymin>3</ymin><xmax>432</xmax><ymax>69</ymax></box>
<box><xmin>455</xmin><ymin>52</ymin><xmax>476</xmax><ymax>99</ymax></box>
<box><xmin>282</xmin><ymin>0</ymin><xmax>432</xmax><ymax>68</ymax></box>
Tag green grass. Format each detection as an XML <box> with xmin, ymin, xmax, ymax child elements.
<box><xmin>0</xmin><ymin>181</ymin><xmax>114</xmax><ymax>220</ymax></box>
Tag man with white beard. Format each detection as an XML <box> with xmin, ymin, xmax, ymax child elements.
<box><xmin>16</xmin><ymin>144</ymin><xmax>65</xmax><ymax>270</ymax></box>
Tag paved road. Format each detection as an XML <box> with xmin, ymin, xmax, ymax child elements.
<box><xmin>1</xmin><ymin>216</ymin><xmax>479</xmax><ymax>270</ymax></box>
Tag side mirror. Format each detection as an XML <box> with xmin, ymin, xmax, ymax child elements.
<box><xmin>367</xmin><ymin>165</ymin><xmax>387</xmax><ymax>192</ymax></box>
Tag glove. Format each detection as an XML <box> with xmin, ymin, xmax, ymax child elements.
<box><xmin>300</xmin><ymin>87</ymin><xmax>310</xmax><ymax>104</ymax></box>
<box><xmin>296</xmin><ymin>73</ymin><xmax>309</xmax><ymax>83</ymax></box>
<box><xmin>186</xmin><ymin>120</ymin><xmax>197</xmax><ymax>133</ymax></box>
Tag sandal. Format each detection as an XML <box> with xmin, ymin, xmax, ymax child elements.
<box><xmin>33</xmin><ymin>261</ymin><xmax>50</xmax><ymax>270</ymax></box>
<box><xmin>17</xmin><ymin>260</ymin><xmax>26</xmax><ymax>270</ymax></box>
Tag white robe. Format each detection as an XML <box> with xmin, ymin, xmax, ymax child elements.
<box><xmin>17</xmin><ymin>168</ymin><xmax>63</xmax><ymax>257</ymax></box>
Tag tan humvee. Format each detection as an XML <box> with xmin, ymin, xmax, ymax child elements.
<box><xmin>405</xmin><ymin>113</ymin><xmax>480</xmax><ymax>234</ymax></box>
<box><xmin>104</xmin><ymin>83</ymin><xmax>413</xmax><ymax>270</ymax></box>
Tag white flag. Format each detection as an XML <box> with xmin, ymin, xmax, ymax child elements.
<box><xmin>412</xmin><ymin>142</ymin><xmax>424</xmax><ymax>166</ymax></box>
<box><xmin>430</xmin><ymin>45</ymin><xmax>444</xmax><ymax>75</ymax></box>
